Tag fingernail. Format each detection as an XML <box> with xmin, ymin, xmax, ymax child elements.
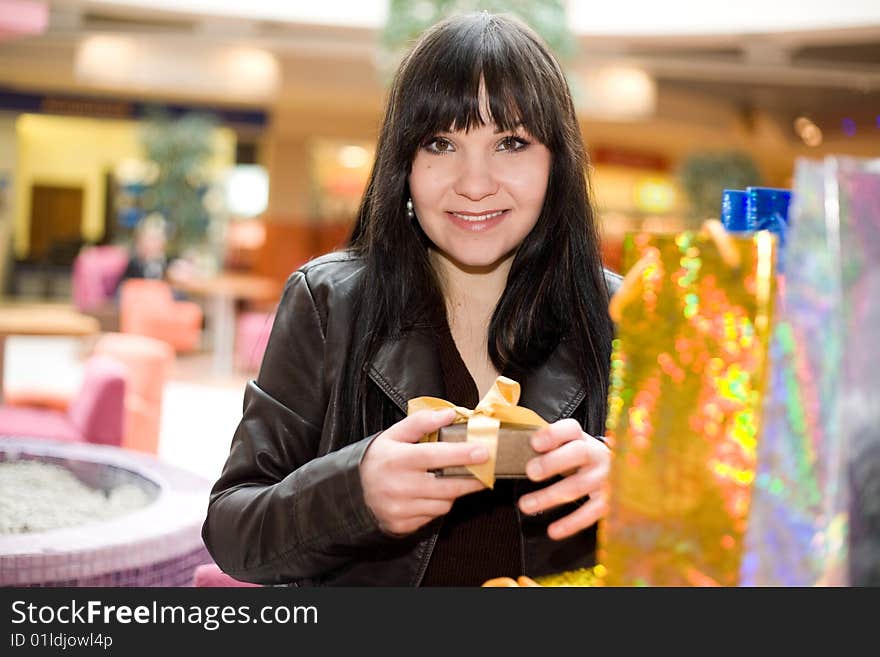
<box><xmin>526</xmin><ymin>461</ymin><xmax>542</xmax><ymax>479</ymax></box>
<box><xmin>470</xmin><ymin>447</ymin><xmax>488</xmax><ymax>461</ymax></box>
<box><xmin>531</xmin><ymin>434</ymin><xmax>547</xmax><ymax>450</ymax></box>
<box><xmin>521</xmin><ymin>497</ymin><xmax>537</xmax><ymax>513</ymax></box>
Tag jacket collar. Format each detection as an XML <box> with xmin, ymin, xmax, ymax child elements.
<box><xmin>366</xmin><ymin>267</ymin><xmax>618</xmax><ymax>424</ymax></box>
<box><xmin>368</xmin><ymin>330</ymin><xmax>585</xmax><ymax>423</ymax></box>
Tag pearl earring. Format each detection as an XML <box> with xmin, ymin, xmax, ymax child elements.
<box><xmin>406</xmin><ymin>198</ymin><xmax>414</xmax><ymax>219</ymax></box>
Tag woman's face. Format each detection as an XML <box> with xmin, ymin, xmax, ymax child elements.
<box><xmin>408</xmin><ymin>118</ymin><xmax>551</xmax><ymax>271</ymax></box>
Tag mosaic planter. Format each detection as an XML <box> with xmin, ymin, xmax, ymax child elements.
<box><xmin>0</xmin><ymin>437</ymin><xmax>212</xmax><ymax>587</ymax></box>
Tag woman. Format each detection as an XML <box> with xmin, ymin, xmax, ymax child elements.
<box><xmin>202</xmin><ymin>12</ymin><xmax>620</xmax><ymax>586</ymax></box>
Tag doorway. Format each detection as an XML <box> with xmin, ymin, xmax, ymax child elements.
<box><xmin>13</xmin><ymin>184</ymin><xmax>85</xmax><ymax>299</ymax></box>
<box><xmin>28</xmin><ymin>184</ymin><xmax>84</xmax><ymax>264</ymax></box>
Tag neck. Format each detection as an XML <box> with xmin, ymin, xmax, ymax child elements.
<box><xmin>429</xmin><ymin>249</ymin><xmax>511</xmax><ymax>397</ymax></box>
<box><xmin>429</xmin><ymin>249</ymin><xmax>512</xmax><ymax>317</ymax></box>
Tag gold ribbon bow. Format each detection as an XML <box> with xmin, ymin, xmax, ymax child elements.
<box><xmin>407</xmin><ymin>376</ymin><xmax>548</xmax><ymax>489</ymax></box>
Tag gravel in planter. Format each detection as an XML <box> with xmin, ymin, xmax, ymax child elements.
<box><xmin>0</xmin><ymin>461</ymin><xmax>152</xmax><ymax>534</ymax></box>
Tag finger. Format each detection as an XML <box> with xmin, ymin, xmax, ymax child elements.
<box><xmin>384</xmin><ymin>409</ymin><xmax>457</xmax><ymax>443</ymax></box>
<box><xmin>420</xmin><ymin>473</ymin><xmax>487</xmax><ymax>499</ymax></box>
<box><xmin>531</xmin><ymin>418</ymin><xmax>586</xmax><ymax>452</ymax></box>
<box><xmin>377</xmin><ymin>490</ymin><xmax>452</xmax><ymax>534</ymax></box>
<box><xmin>517</xmin><ymin>576</ymin><xmax>542</xmax><ymax>587</ymax></box>
<box><xmin>371</xmin><ymin>470</ymin><xmax>484</xmax><ymax>505</ymax></box>
<box><xmin>406</xmin><ymin>440</ymin><xmax>490</xmax><ymax>471</ymax></box>
<box><xmin>525</xmin><ymin>438</ymin><xmax>609</xmax><ymax>482</ymax></box>
<box><xmin>384</xmin><ymin>515</ymin><xmax>437</xmax><ymax>536</ymax></box>
<box><xmin>482</xmin><ymin>577</ymin><xmax>520</xmax><ymax>587</ymax></box>
<box><xmin>518</xmin><ymin>467</ymin><xmax>605</xmax><ymax>515</ymax></box>
<box><xmin>399</xmin><ymin>498</ymin><xmax>456</xmax><ymax>518</ymax></box>
<box><xmin>546</xmin><ymin>493</ymin><xmax>608</xmax><ymax>541</ymax></box>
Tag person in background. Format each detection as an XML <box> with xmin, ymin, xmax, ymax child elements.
<box><xmin>203</xmin><ymin>12</ymin><xmax>621</xmax><ymax>586</ymax></box>
<box><xmin>119</xmin><ymin>215</ymin><xmax>170</xmax><ymax>283</ymax></box>
<box><xmin>116</xmin><ymin>214</ymin><xmax>197</xmax><ymax>300</ymax></box>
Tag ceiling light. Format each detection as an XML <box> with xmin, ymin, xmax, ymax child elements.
<box><xmin>74</xmin><ymin>35</ymin><xmax>138</xmax><ymax>86</ymax></box>
<box><xmin>802</xmin><ymin>127</ymin><xmax>822</xmax><ymax>147</ymax></box>
<box><xmin>577</xmin><ymin>65</ymin><xmax>656</xmax><ymax>120</ymax></box>
<box><xmin>793</xmin><ymin>117</ymin><xmax>823</xmax><ymax>147</ymax></box>
<box><xmin>224</xmin><ymin>165</ymin><xmax>269</xmax><ymax>217</ymax></box>
<box><xmin>337</xmin><ymin>145</ymin><xmax>369</xmax><ymax>169</ymax></box>
<box><xmin>220</xmin><ymin>48</ymin><xmax>281</xmax><ymax>99</ymax></box>
<box><xmin>793</xmin><ymin>116</ymin><xmax>813</xmax><ymax>135</ymax></box>
<box><xmin>74</xmin><ymin>37</ymin><xmax>280</xmax><ymax>101</ymax></box>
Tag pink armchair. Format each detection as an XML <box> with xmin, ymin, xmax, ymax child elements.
<box><xmin>235</xmin><ymin>310</ymin><xmax>276</xmax><ymax>372</ymax></box>
<box><xmin>0</xmin><ymin>355</ymin><xmax>126</xmax><ymax>445</ymax></box>
<box><xmin>71</xmin><ymin>244</ymin><xmax>130</xmax><ymax>313</ymax></box>
<box><xmin>92</xmin><ymin>332</ymin><xmax>174</xmax><ymax>455</ymax></box>
<box><xmin>119</xmin><ymin>279</ymin><xmax>203</xmax><ymax>353</ymax></box>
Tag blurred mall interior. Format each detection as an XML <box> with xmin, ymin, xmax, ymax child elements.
<box><xmin>0</xmin><ymin>1</ymin><xmax>878</xmax><ymax>587</ymax></box>
<box><xmin>1</xmin><ymin>1</ymin><xmax>878</xmax><ymax>291</ymax></box>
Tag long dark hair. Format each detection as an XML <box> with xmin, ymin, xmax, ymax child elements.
<box><xmin>345</xmin><ymin>12</ymin><xmax>613</xmax><ymax>437</ymax></box>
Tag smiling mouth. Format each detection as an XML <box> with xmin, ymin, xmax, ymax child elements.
<box><xmin>448</xmin><ymin>210</ymin><xmax>507</xmax><ymax>222</ymax></box>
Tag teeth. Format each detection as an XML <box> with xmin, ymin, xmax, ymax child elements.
<box><xmin>451</xmin><ymin>210</ymin><xmax>505</xmax><ymax>222</ymax></box>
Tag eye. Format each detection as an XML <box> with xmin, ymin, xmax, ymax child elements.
<box><xmin>422</xmin><ymin>137</ymin><xmax>455</xmax><ymax>154</ymax></box>
<box><xmin>497</xmin><ymin>135</ymin><xmax>530</xmax><ymax>152</ymax></box>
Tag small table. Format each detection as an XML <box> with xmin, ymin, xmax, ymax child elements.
<box><xmin>0</xmin><ymin>303</ymin><xmax>101</xmax><ymax>401</ymax></box>
<box><xmin>167</xmin><ymin>271</ymin><xmax>280</xmax><ymax>377</ymax></box>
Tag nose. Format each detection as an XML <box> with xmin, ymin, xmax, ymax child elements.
<box><xmin>452</xmin><ymin>152</ymin><xmax>499</xmax><ymax>201</ymax></box>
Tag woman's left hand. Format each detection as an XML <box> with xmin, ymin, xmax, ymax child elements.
<box><xmin>517</xmin><ymin>418</ymin><xmax>611</xmax><ymax>540</ymax></box>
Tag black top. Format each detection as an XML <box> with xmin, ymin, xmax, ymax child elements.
<box><xmin>420</xmin><ymin>308</ymin><xmax>522</xmax><ymax>586</ymax></box>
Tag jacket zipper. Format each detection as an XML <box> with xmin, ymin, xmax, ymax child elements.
<box><xmin>413</xmin><ymin>520</ymin><xmax>443</xmax><ymax>586</ymax></box>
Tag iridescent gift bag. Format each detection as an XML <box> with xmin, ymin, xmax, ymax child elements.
<box><xmin>838</xmin><ymin>158</ymin><xmax>880</xmax><ymax>586</ymax></box>
<box><xmin>742</xmin><ymin>156</ymin><xmax>880</xmax><ymax>586</ymax></box>
<box><xmin>740</xmin><ymin>158</ymin><xmax>842</xmax><ymax>585</ymax></box>
<box><xmin>599</xmin><ymin>228</ymin><xmax>777</xmax><ymax>586</ymax></box>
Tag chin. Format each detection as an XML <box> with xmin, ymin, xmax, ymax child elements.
<box><xmin>442</xmin><ymin>247</ymin><xmax>515</xmax><ymax>272</ymax></box>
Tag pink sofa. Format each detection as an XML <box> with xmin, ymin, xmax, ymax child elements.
<box><xmin>0</xmin><ymin>355</ymin><xmax>126</xmax><ymax>445</ymax></box>
<box><xmin>192</xmin><ymin>562</ymin><xmax>260</xmax><ymax>587</ymax></box>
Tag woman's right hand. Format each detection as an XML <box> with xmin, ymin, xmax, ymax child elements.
<box><xmin>360</xmin><ymin>408</ymin><xmax>488</xmax><ymax>536</ymax></box>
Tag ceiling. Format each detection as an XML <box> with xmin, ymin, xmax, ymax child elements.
<box><xmin>0</xmin><ymin>1</ymin><xmax>878</xmax><ymax>142</ymax></box>
<box><xmin>616</xmin><ymin>32</ymin><xmax>880</xmax><ymax>138</ymax></box>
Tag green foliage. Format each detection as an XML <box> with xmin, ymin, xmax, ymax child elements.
<box><xmin>381</xmin><ymin>0</ymin><xmax>576</xmax><ymax>70</ymax></box>
<box><xmin>139</xmin><ymin>110</ymin><xmax>218</xmax><ymax>256</ymax></box>
<box><xmin>676</xmin><ymin>151</ymin><xmax>763</xmax><ymax>222</ymax></box>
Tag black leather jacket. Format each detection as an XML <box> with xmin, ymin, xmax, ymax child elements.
<box><xmin>202</xmin><ymin>251</ymin><xmax>622</xmax><ymax>586</ymax></box>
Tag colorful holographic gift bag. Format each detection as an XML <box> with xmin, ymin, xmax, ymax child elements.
<box><xmin>838</xmin><ymin>158</ymin><xmax>880</xmax><ymax>586</ymax></box>
<box><xmin>742</xmin><ymin>156</ymin><xmax>880</xmax><ymax>586</ymax></box>
<box><xmin>740</xmin><ymin>158</ymin><xmax>842</xmax><ymax>586</ymax></box>
<box><xmin>599</xmin><ymin>228</ymin><xmax>777</xmax><ymax>587</ymax></box>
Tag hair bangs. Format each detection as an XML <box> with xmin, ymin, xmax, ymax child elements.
<box><xmin>482</xmin><ymin>56</ymin><xmax>553</xmax><ymax>145</ymax></box>
<box><xmin>401</xmin><ymin>15</ymin><xmax>555</xmax><ymax>149</ymax></box>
